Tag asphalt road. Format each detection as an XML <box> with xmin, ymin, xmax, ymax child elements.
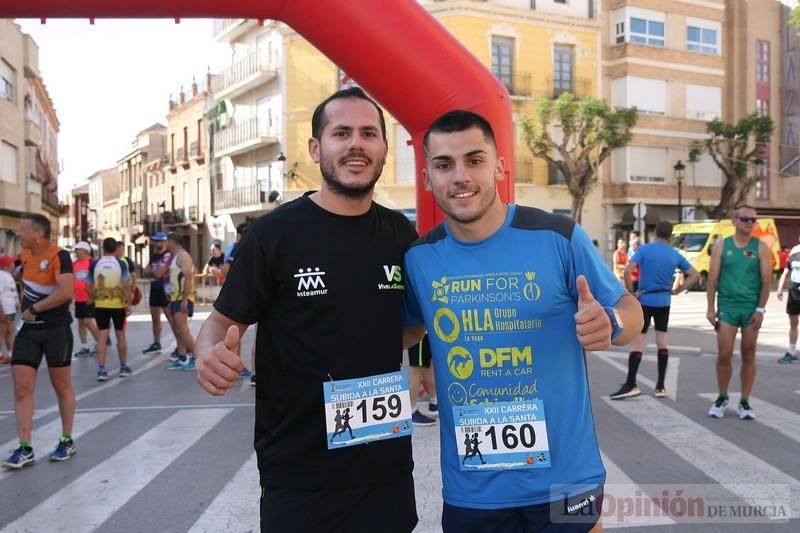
<box><xmin>0</xmin><ymin>291</ymin><xmax>798</xmax><ymax>532</ymax></box>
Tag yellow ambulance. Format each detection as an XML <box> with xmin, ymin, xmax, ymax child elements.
<box><xmin>671</xmin><ymin>218</ymin><xmax>781</xmax><ymax>290</ymax></box>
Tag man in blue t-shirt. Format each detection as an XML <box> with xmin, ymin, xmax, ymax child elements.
<box><xmin>611</xmin><ymin>221</ymin><xmax>699</xmax><ymax>400</ymax></box>
<box><xmin>402</xmin><ymin>110</ymin><xmax>643</xmax><ymax>532</ymax></box>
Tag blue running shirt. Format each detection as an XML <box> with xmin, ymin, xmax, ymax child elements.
<box><xmin>403</xmin><ymin>205</ymin><xmax>625</xmax><ymax>509</ymax></box>
<box><xmin>631</xmin><ymin>242</ymin><xmax>692</xmax><ymax>308</ymax></box>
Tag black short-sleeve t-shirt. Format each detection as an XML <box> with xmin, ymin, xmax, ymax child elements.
<box><xmin>215</xmin><ymin>195</ymin><xmax>418</xmax><ymax>490</ymax></box>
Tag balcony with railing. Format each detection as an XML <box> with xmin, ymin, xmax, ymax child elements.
<box><xmin>190</xmin><ymin>140</ymin><xmax>205</xmax><ymax>163</ymax></box>
<box><xmin>215</xmin><ymin>117</ymin><xmax>279</xmax><ymax>158</ymax></box>
<box><xmin>211</xmin><ymin>50</ymin><xmax>278</xmax><ymax>100</ymax></box>
<box><xmin>546</xmin><ymin>77</ymin><xmax>592</xmax><ymax>99</ymax></box>
<box><xmin>214</xmin><ymin>183</ymin><xmax>260</xmax><ymax>213</ymax></box>
<box><xmin>162</xmin><ymin>209</ymin><xmax>187</xmax><ymax>226</ymax></box>
<box><xmin>496</xmin><ymin>72</ymin><xmax>532</xmax><ymax>99</ymax></box>
<box><xmin>177</xmin><ymin>147</ymin><xmax>190</xmax><ymax>169</ymax></box>
<box><xmin>212</xmin><ymin>18</ymin><xmax>257</xmax><ymax>42</ymax></box>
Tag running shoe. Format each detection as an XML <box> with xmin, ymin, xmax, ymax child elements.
<box><xmin>428</xmin><ymin>401</ymin><xmax>439</xmax><ymax>416</ymax></box>
<box><xmin>738</xmin><ymin>401</ymin><xmax>755</xmax><ymax>420</ymax></box>
<box><xmin>708</xmin><ymin>396</ymin><xmax>728</xmax><ymax>418</ymax></box>
<box><xmin>778</xmin><ymin>352</ymin><xmax>798</xmax><ymax>364</ymax></box>
<box><xmin>412</xmin><ymin>410</ymin><xmax>436</xmax><ymax>426</ymax></box>
<box><xmin>73</xmin><ymin>346</ymin><xmax>91</xmax><ymax>358</ymax></box>
<box><xmin>165</xmin><ymin>357</ymin><xmax>186</xmax><ymax>370</ymax></box>
<box><xmin>2</xmin><ymin>446</ymin><xmax>34</xmax><ymax>469</ymax></box>
<box><xmin>180</xmin><ymin>357</ymin><xmax>196</xmax><ymax>372</ymax></box>
<box><xmin>250</xmin><ymin>374</ymin><xmax>257</xmax><ymax>387</ymax></box>
<box><xmin>168</xmin><ymin>349</ymin><xmax>180</xmax><ymax>362</ymax></box>
<box><xmin>119</xmin><ymin>364</ymin><xmax>132</xmax><ymax>378</ymax></box>
<box><xmin>97</xmin><ymin>368</ymin><xmax>108</xmax><ymax>382</ymax></box>
<box><xmin>49</xmin><ymin>437</ymin><xmax>76</xmax><ymax>462</ymax></box>
<box><xmin>142</xmin><ymin>342</ymin><xmax>162</xmax><ymax>355</ymax></box>
<box><xmin>654</xmin><ymin>388</ymin><xmax>668</xmax><ymax>398</ymax></box>
<box><xmin>609</xmin><ymin>383</ymin><xmax>641</xmax><ymax>400</ymax></box>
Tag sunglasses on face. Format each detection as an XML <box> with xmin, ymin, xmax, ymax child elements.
<box><xmin>737</xmin><ymin>216</ymin><xmax>757</xmax><ymax>223</ymax></box>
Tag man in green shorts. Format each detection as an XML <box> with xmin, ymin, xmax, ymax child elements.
<box><xmin>706</xmin><ymin>205</ymin><xmax>772</xmax><ymax>420</ymax></box>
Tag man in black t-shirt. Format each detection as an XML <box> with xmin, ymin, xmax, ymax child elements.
<box><xmin>196</xmin><ymin>87</ymin><xmax>421</xmax><ymax>532</ymax></box>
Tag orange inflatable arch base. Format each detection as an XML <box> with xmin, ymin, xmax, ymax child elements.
<box><xmin>3</xmin><ymin>0</ymin><xmax>514</xmax><ymax>232</ymax></box>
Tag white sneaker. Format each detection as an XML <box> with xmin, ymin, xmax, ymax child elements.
<box><xmin>737</xmin><ymin>402</ymin><xmax>755</xmax><ymax>420</ymax></box>
<box><xmin>708</xmin><ymin>397</ymin><xmax>728</xmax><ymax>418</ymax></box>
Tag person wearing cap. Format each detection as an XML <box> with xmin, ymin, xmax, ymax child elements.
<box><xmin>0</xmin><ymin>254</ymin><xmax>19</xmax><ymax>363</ymax></box>
<box><xmin>72</xmin><ymin>242</ymin><xmax>100</xmax><ymax>357</ymax></box>
<box><xmin>142</xmin><ymin>232</ymin><xmax>175</xmax><ymax>355</ymax></box>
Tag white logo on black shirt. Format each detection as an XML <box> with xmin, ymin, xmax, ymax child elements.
<box><xmin>295</xmin><ymin>267</ymin><xmax>328</xmax><ymax>297</ymax></box>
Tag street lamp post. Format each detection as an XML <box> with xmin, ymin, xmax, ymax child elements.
<box><xmin>674</xmin><ymin>160</ymin><xmax>685</xmax><ymax>223</ymax></box>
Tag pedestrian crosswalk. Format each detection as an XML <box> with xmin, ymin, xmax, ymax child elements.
<box><xmin>1</xmin><ymin>396</ymin><xmax>799</xmax><ymax>530</ymax></box>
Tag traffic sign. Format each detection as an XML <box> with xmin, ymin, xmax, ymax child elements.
<box><xmin>682</xmin><ymin>206</ymin><xmax>695</xmax><ymax>222</ymax></box>
<box><xmin>633</xmin><ymin>202</ymin><xmax>647</xmax><ymax>220</ymax></box>
<box><xmin>633</xmin><ymin>219</ymin><xmax>646</xmax><ymax>232</ymax></box>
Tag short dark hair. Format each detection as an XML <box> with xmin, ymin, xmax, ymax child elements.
<box><xmin>423</xmin><ymin>110</ymin><xmax>496</xmax><ymax>154</ymax></box>
<box><xmin>733</xmin><ymin>204</ymin><xmax>755</xmax><ymax>216</ymax></box>
<box><xmin>102</xmin><ymin>237</ymin><xmax>117</xmax><ymax>254</ymax></box>
<box><xmin>655</xmin><ymin>220</ymin><xmax>673</xmax><ymax>240</ymax></box>
<box><xmin>166</xmin><ymin>232</ymin><xmax>182</xmax><ymax>245</ymax></box>
<box><xmin>21</xmin><ymin>213</ymin><xmax>51</xmax><ymax>239</ymax></box>
<box><xmin>115</xmin><ymin>240</ymin><xmax>124</xmax><ymax>249</ymax></box>
<box><xmin>236</xmin><ymin>222</ymin><xmax>249</xmax><ymax>236</ymax></box>
<box><xmin>311</xmin><ymin>87</ymin><xmax>386</xmax><ymax>141</ymax></box>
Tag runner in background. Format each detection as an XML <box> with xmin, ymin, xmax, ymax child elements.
<box><xmin>776</xmin><ymin>237</ymin><xmax>800</xmax><ymax>364</ymax></box>
<box><xmin>142</xmin><ymin>232</ymin><xmax>175</xmax><ymax>355</ymax></box>
<box><xmin>0</xmin><ymin>254</ymin><xmax>18</xmax><ymax>363</ymax></box>
<box><xmin>612</xmin><ymin>239</ymin><xmax>628</xmax><ymax>283</ymax></box>
<box><xmin>71</xmin><ymin>242</ymin><xmax>99</xmax><ymax>357</ymax></box>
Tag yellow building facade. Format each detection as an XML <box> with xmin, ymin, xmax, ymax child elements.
<box><xmin>212</xmin><ymin>3</ymin><xmax>602</xmax><ymax>236</ymax></box>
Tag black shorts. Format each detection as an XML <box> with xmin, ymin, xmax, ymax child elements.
<box><xmin>95</xmin><ymin>308</ymin><xmax>126</xmax><ymax>331</ymax></box>
<box><xmin>787</xmin><ymin>290</ymin><xmax>800</xmax><ymax>316</ymax></box>
<box><xmin>74</xmin><ymin>301</ymin><xmax>95</xmax><ymax>319</ymax></box>
<box><xmin>260</xmin><ymin>473</ymin><xmax>417</xmax><ymax>533</ymax></box>
<box><xmin>641</xmin><ymin>306</ymin><xmax>670</xmax><ymax>334</ymax></box>
<box><xmin>169</xmin><ymin>300</ymin><xmax>194</xmax><ymax>317</ymax></box>
<box><xmin>442</xmin><ymin>485</ymin><xmax>603</xmax><ymax>533</ymax></box>
<box><xmin>12</xmin><ymin>325</ymin><xmax>73</xmax><ymax>369</ymax></box>
<box><xmin>408</xmin><ymin>335</ymin><xmax>432</xmax><ymax>368</ymax></box>
<box><xmin>149</xmin><ymin>284</ymin><xmax>169</xmax><ymax>308</ymax></box>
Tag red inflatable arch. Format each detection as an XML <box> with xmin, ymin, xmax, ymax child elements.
<box><xmin>3</xmin><ymin>0</ymin><xmax>514</xmax><ymax>233</ymax></box>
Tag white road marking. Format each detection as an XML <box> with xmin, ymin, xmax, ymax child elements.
<box><xmin>604</xmin><ymin>396</ymin><xmax>800</xmax><ymax>519</ymax></box>
<box><xmin>595</xmin><ymin>352</ymin><xmax>679</xmax><ymax>401</ymax></box>
<box><xmin>699</xmin><ymin>393</ymin><xmax>800</xmax><ymax>444</ymax></box>
<box><xmin>189</xmin><ymin>453</ymin><xmax>260</xmax><ymax>532</ymax></box>
<box><xmin>0</xmin><ymin>408</ymin><xmax>232</xmax><ymax>532</ymax></box>
<box><xmin>0</xmin><ymin>411</ymin><xmax>120</xmax><ymax>480</ymax></box>
<box><xmin>600</xmin><ymin>451</ymin><xmax>675</xmax><ymax>528</ymax></box>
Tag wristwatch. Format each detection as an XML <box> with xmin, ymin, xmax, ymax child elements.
<box><xmin>755</xmin><ymin>307</ymin><xmax>766</xmax><ymax>314</ymax></box>
<box><xmin>604</xmin><ymin>306</ymin><xmax>624</xmax><ymax>340</ymax></box>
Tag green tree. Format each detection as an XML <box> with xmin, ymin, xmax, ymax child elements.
<box><xmin>521</xmin><ymin>93</ymin><xmax>637</xmax><ymax>223</ymax></box>
<box><xmin>688</xmin><ymin>113</ymin><xmax>774</xmax><ymax>219</ymax></box>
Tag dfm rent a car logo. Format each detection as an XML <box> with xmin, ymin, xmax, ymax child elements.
<box><xmin>295</xmin><ymin>267</ymin><xmax>328</xmax><ymax>297</ymax></box>
<box><xmin>447</xmin><ymin>346</ymin><xmax>474</xmax><ymax>379</ymax></box>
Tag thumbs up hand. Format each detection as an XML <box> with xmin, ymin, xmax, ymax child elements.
<box><xmin>196</xmin><ymin>324</ymin><xmax>246</xmax><ymax>396</ymax></box>
<box><xmin>574</xmin><ymin>275</ymin><xmax>613</xmax><ymax>352</ymax></box>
